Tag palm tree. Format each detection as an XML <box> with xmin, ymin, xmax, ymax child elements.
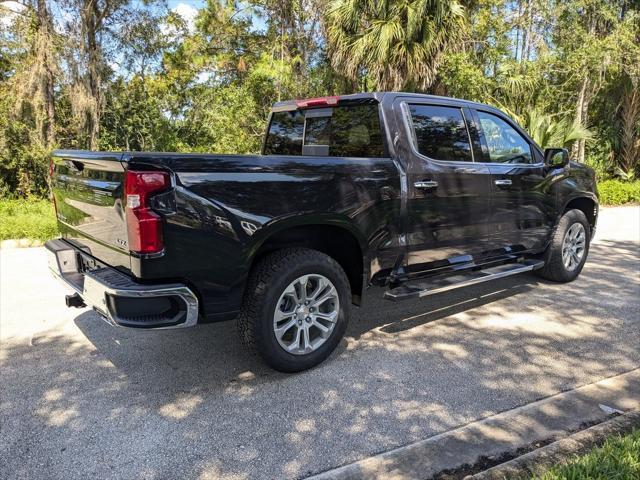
<box><xmin>616</xmin><ymin>82</ymin><xmax>639</xmax><ymax>180</ymax></box>
<box><xmin>496</xmin><ymin>104</ymin><xmax>592</xmax><ymax>153</ymax></box>
<box><xmin>522</xmin><ymin>108</ymin><xmax>593</xmax><ymax>151</ymax></box>
<box><xmin>325</xmin><ymin>0</ymin><xmax>466</xmax><ymax>91</ymax></box>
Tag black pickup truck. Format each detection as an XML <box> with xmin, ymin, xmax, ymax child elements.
<box><xmin>46</xmin><ymin>92</ymin><xmax>598</xmax><ymax>371</ymax></box>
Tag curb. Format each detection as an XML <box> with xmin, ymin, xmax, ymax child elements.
<box><xmin>465</xmin><ymin>410</ymin><xmax>640</xmax><ymax>480</ymax></box>
<box><xmin>0</xmin><ymin>239</ymin><xmax>45</xmax><ymax>249</ymax></box>
<box><xmin>306</xmin><ymin>369</ymin><xmax>640</xmax><ymax>480</ymax></box>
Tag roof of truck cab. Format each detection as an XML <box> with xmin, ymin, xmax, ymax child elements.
<box><xmin>271</xmin><ymin>92</ymin><xmax>496</xmax><ymax>112</ymax></box>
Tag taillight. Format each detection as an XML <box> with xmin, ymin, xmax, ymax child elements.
<box><xmin>125</xmin><ymin>170</ymin><xmax>170</xmax><ymax>254</ymax></box>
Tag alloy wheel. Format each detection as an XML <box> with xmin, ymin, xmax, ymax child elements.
<box><xmin>562</xmin><ymin>222</ymin><xmax>586</xmax><ymax>271</ymax></box>
<box><xmin>273</xmin><ymin>274</ymin><xmax>339</xmax><ymax>355</ymax></box>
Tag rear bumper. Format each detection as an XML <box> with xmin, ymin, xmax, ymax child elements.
<box><xmin>45</xmin><ymin>238</ymin><xmax>199</xmax><ymax>329</ymax></box>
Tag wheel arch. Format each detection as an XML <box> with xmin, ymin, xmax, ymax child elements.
<box><xmin>562</xmin><ymin>194</ymin><xmax>598</xmax><ymax>233</ymax></box>
<box><xmin>247</xmin><ymin>216</ymin><xmax>368</xmax><ymax>305</ymax></box>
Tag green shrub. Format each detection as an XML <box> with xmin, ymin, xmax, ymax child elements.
<box><xmin>0</xmin><ymin>199</ymin><xmax>58</xmax><ymax>241</ymax></box>
<box><xmin>585</xmin><ymin>151</ymin><xmax>613</xmax><ymax>181</ymax></box>
<box><xmin>598</xmin><ymin>180</ymin><xmax>640</xmax><ymax>205</ymax></box>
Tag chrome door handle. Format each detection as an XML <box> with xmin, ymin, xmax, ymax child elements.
<box><xmin>494</xmin><ymin>179</ymin><xmax>512</xmax><ymax>186</ymax></box>
<box><xmin>414</xmin><ymin>180</ymin><xmax>438</xmax><ymax>189</ymax></box>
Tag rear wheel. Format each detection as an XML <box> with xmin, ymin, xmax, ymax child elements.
<box><xmin>238</xmin><ymin>248</ymin><xmax>351</xmax><ymax>372</ymax></box>
<box><xmin>536</xmin><ymin>209</ymin><xmax>591</xmax><ymax>282</ymax></box>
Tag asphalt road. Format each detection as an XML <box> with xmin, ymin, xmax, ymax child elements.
<box><xmin>1</xmin><ymin>206</ymin><xmax>639</xmax><ymax>480</ymax></box>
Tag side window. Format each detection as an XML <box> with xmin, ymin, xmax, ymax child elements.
<box><xmin>328</xmin><ymin>104</ymin><xmax>385</xmax><ymax>157</ymax></box>
<box><xmin>264</xmin><ymin>104</ymin><xmax>386</xmax><ymax>157</ymax></box>
<box><xmin>303</xmin><ymin>109</ymin><xmax>332</xmax><ymax>156</ymax></box>
<box><xmin>408</xmin><ymin>104</ymin><xmax>472</xmax><ymax>162</ymax></box>
<box><xmin>476</xmin><ymin>111</ymin><xmax>533</xmax><ymax>164</ymax></box>
<box><xmin>264</xmin><ymin>111</ymin><xmax>305</xmax><ymax>155</ymax></box>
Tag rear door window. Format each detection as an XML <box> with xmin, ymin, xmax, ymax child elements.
<box><xmin>264</xmin><ymin>104</ymin><xmax>385</xmax><ymax>158</ymax></box>
<box><xmin>408</xmin><ymin>104</ymin><xmax>473</xmax><ymax>162</ymax></box>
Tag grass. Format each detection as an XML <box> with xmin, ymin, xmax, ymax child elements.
<box><xmin>533</xmin><ymin>429</ymin><xmax>640</xmax><ymax>480</ymax></box>
<box><xmin>0</xmin><ymin>198</ymin><xmax>58</xmax><ymax>241</ymax></box>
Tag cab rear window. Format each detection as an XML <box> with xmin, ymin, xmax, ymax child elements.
<box><xmin>264</xmin><ymin>104</ymin><xmax>385</xmax><ymax>158</ymax></box>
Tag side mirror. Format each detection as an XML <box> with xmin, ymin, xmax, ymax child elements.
<box><xmin>544</xmin><ymin>148</ymin><xmax>570</xmax><ymax>168</ymax></box>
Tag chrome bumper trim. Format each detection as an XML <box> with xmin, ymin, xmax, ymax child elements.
<box><xmin>45</xmin><ymin>239</ymin><xmax>199</xmax><ymax>329</ymax></box>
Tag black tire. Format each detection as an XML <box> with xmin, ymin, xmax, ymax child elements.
<box><xmin>237</xmin><ymin>248</ymin><xmax>351</xmax><ymax>372</ymax></box>
<box><xmin>536</xmin><ymin>209</ymin><xmax>591</xmax><ymax>282</ymax></box>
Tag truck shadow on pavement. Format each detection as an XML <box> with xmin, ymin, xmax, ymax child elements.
<box><xmin>1</xmin><ymin>239</ymin><xmax>639</xmax><ymax>480</ymax></box>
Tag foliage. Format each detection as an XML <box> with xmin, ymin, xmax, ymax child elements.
<box><xmin>597</xmin><ymin>179</ymin><xmax>640</xmax><ymax>205</ymax></box>
<box><xmin>0</xmin><ymin>199</ymin><xmax>58</xmax><ymax>240</ymax></box>
<box><xmin>533</xmin><ymin>429</ymin><xmax>640</xmax><ymax>480</ymax></box>
<box><xmin>99</xmin><ymin>76</ymin><xmax>180</xmax><ymax>152</ymax></box>
<box><xmin>0</xmin><ymin>0</ymin><xmax>638</xmax><ymax>199</ymax></box>
<box><xmin>325</xmin><ymin>0</ymin><xmax>466</xmax><ymax>91</ymax></box>
<box><xmin>506</xmin><ymin>107</ymin><xmax>593</xmax><ymax>150</ymax></box>
<box><xmin>0</xmin><ymin>86</ymin><xmax>51</xmax><ymax>197</ymax></box>
<box><xmin>179</xmin><ymin>81</ymin><xmax>265</xmax><ymax>153</ymax></box>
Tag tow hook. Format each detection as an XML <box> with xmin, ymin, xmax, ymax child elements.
<box><xmin>65</xmin><ymin>293</ymin><xmax>86</xmax><ymax>308</ymax></box>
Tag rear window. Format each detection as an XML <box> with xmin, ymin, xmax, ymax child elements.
<box><xmin>408</xmin><ymin>104</ymin><xmax>472</xmax><ymax>162</ymax></box>
<box><xmin>264</xmin><ymin>104</ymin><xmax>385</xmax><ymax>158</ymax></box>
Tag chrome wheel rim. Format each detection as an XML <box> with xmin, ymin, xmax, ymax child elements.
<box><xmin>562</xmin><ymin>223</ymin><xmax>586</xmax><ymax>271</ymax></box>
<box><xmin>273</xmin><ymin>274</ymin><xmax>339</xmax><ymax>355</ymax></box>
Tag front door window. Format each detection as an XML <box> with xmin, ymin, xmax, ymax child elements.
<box><xmin>476</xmin><ymin>111</ymin><xmax>533</xmax><ymax>164</ymax></box>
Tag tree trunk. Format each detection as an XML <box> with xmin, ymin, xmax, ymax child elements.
<box><xmin>88</xmin><ymin>0</ymin><xmax>101</xmax><ymax>150</ymax></box>
<box><xmin>80</xmin><ymin>0</ymin><xmax>102</xmax><ymax>150</ymax></box>
<box><xmin>619</xmin><ymin>85</ymin><xmax>639</xmax><ymax>174</ymax></box>
<box><xmin>571</xmin><ymin>77</ymin><xmax>589</xmax><ymax>162</ymax></box>
<box><xmin>522</xmin><ymin>0</ymin><xmax>532</xmax><ymax>62</ymax></box>
<box><xmin>515</xmin><ymin>0</ymin><xmax>522</xmax><ymax>61</ymax></box>
<box><xmin>36</xmin><ymin>0</ymin><xmax>55</xmax><ymax>147</ymax></box>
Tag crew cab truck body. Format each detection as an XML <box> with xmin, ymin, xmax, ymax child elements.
<box><xmin>46</xmin><ymin>92</ymin><xmax>598</xmax><ymax>371</ymax></box>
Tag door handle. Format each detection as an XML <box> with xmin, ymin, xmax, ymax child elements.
<box><xmin>414</xmin><ymin>180</ymin><xmax>438</xmax><ymax>190</ymax></box>
<box><xmin>494</xmin><ymin>179</ymin><xmax>512</xmax><ymax>187</ymax></box>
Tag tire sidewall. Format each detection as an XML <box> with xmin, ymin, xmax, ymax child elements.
<box><xmin>551</xmin><ymin>209</ymin><xmax>591</xmax><ymax>281</ymax></box>
<box><xmin>254</xmin><ymin>254</ymin><xmax>350</xmax><ymax>372</ymax></box>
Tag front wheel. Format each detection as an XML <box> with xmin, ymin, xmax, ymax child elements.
<box><xmin>238</xmin><ymin>248</ymin><xmax>351</xmax><ymax>372</ymax></box>
<box><xmin>536</xmin><ymin>209</ymin><xmax>591</xmax><ymax>282</ymax></box>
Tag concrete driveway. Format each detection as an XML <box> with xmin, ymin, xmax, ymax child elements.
<box><xmin>1</xmin><ymin>206</ymin><xmax>639</xmax><ymax>480</ymax></box>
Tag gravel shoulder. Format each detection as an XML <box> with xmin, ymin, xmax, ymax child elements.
<box><xmin>1</xmin><ymin>206</ymin><xmax>639</xmax><ymax>480</ymax></box>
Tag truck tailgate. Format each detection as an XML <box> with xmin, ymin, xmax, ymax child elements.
<box><xmin>51</xmin><ymin>150</ymin><xmax>131</xmax><ymax>272</ymax></box>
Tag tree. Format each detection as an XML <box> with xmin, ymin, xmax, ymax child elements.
<box><xmin>553</xmin><ymin>0</ymin><xmax>636</xmax><ymax>162</ymax></box>
<box><xmin>0</xmin><ymin>0</ymin><xmax>59</xmax><ymax>196</ymax></box>
<box><xmin>1</xmin><ymin>0</ymin><xmax>639</xmax><ymax>198</ymax></box>
<box><xmin>58</xmin><ymin>0</ymin><xmax>133</xmax><ymax>148</ymax></box>
<box><xmin>617</xmin><ymin>80</ymin><xmax>639</xmax><ymax>179</ymax></box>
<box><xmin>2</xmin><ymin>0</ymin><xmax>58</xmax><ymax>147</ymax></box>
<box><xmin>252</xmin><ymin>0</ymin><xmax>324</xmax><ymax>97</ymax></box>
<box><xmin>325</xmin><ymin>0</ymin><xmax>466</xmax><ymax>91</ymax></box>
<box><xmin>517</xmin><ymin>107</ymin><xmax>593</xmax><ymax>150</ymax></box>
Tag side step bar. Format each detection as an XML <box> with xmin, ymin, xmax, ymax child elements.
<box><xmin>384</xmin><ymin>259</ymin><xmax>544</xmax><ymax>301</ymax></box>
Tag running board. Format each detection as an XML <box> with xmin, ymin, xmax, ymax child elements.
<box><xmin>384</xmin><ymin>259</ymin><xmax>544</xmax><ymax>301</ymax></box>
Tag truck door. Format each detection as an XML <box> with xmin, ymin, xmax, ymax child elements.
<box><xmin>470</xmin><ymin>108</ymin><xmax>554</xmax><ymax>253</ymax></box>
<box><xmin>391</xmin><ymin>98</ymin><xmax>493</xmax><ymax>277</ymax></box>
